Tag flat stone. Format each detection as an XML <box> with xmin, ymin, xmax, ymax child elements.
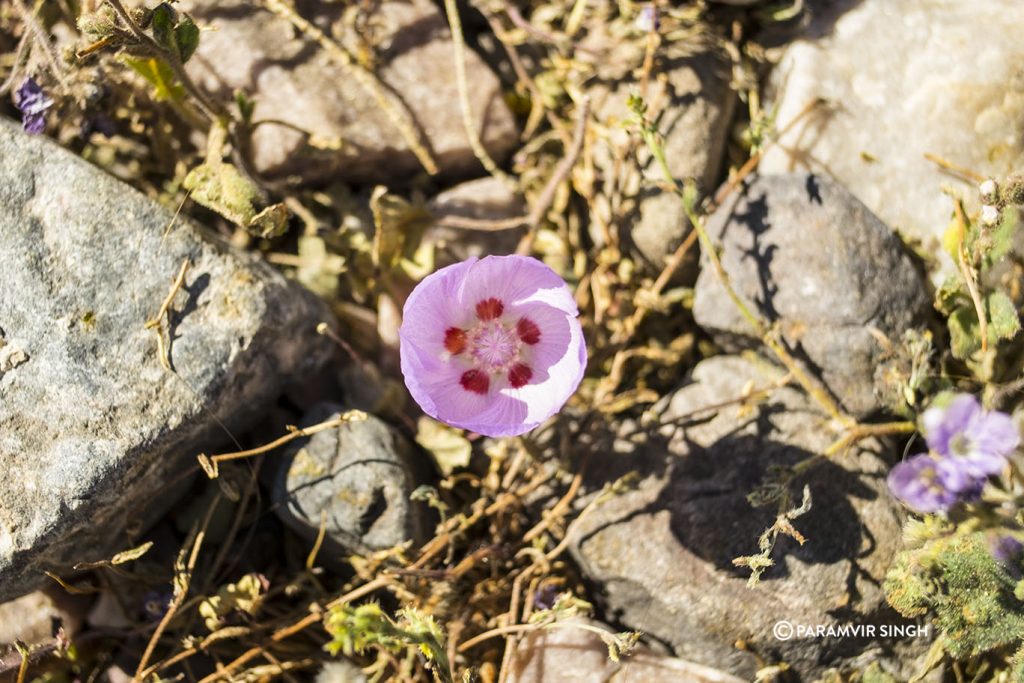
<box><xmin>692</xmin><ymin>173</ymin><xmax>930</xmax><ymax>417</ymax></box>
<box><xmin>759</xmin><ymin>0</ymin><xmax>1024</xmax><ymax>277</ymax></box>
<box><xmin>182</xmin><ymin>0</ymin><xmax>519</xmax><ymax>185</ymax></box>
<box><xmin>426</xmin><ymin>176</ymin><xmax>526</xmax><ymax>268</ymax></box>
<box><xmin>0</xmin><ymin>589</ymin><xmax>90</xmax><ymax>647</ymax></box>
<box><xmin>0</xmin><ymin>120</ymin><xmax>333</xmax><ymax>602</ymax></box>
<box><xmin>569</xmin><ymin>355</ymin><xmax>922</xmax><ymax>679</ymax></box>
<box><xmin>506</xmin><ymin>619</ymin><xmax>747</xmax><ymax>683</ymax></box>
<box><xmin>272</xmin><ymin>403</ymin><xmax>434</xmax><ymax>562</ymax></box>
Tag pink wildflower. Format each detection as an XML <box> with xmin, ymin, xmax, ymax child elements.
<box><xmin>399</xmin><ymin>255</ymin><xmax>586</xmax><ymax>437</ymax></box>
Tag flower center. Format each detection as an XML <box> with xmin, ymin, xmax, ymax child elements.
<box><xmin>443</xmin><ymin>297</ymin><xmax>542</xmax><ymax>395</ymax></box>
<box><xmin>469</xmin><ymin>321</ymin><xmax>521</xmax><ymax>371</ymax></box>
<box><xmin>949</xmin><ymin>434</ymin><xmax>971</xmax><ymax>458</ymax></box>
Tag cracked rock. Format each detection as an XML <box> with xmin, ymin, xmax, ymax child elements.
<box><xmin>0</xmin><ymin>120</ymin><xmax>334</xmax><ymax>601</ymax></box>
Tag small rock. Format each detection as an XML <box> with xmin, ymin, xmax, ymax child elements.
<box><xmin>569</xmin><ymin>355</ymin><xmax>921</xmax><ymax>679</ymax></box>
<box><xmin>692</xmin><ymin>173</ymin><xmax>930</xmax><ymax>417</ymax></box>
<box><xmin>182</xmin><ymin>0</ymin><xmax>519</xmax><ymax>185</ymax></box>
<box><xmin>315</xmin><ymin>661</ymin><xmax>367</xmax><ymax>683</ymax></box>
<box><xmin>0</xmin><ymin>588</ymin><xmax>90</xmax><ymax>646</ymax></box>
<box><xmin>426</xmin><ymin>176</ymin><xmax>526</xmax><ymax>268</ymax></box>
<box><xmin>505</xmin><ymin>619</ymin><xmax>747</xmax><ymax>683</ymax></box>
<box><xmin>0</xmin><ymin>120</ymin><xmax>333</xmax><ymax>602</ymax></box>
<box><xmin>587</xmin><ymin>34</ymin><xmax>735</xmax><ymax>269</ymax></box>
<box><xmin>272</xmin><ymin>403</ymin><xmax>434</xmax><ymax>563</ymax></box>
<box><xmin>759</xmin><ymin>0</ymin><xmax>1024</xmax><ymax>277</ymax></box>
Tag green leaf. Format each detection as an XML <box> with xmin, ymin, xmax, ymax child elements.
<box><xmin>120</xmin><ymin>55</ymin><xmax>184</xmax><ymax>102</ymax></box>
<box><xmin>150</xmin><ymin>4</ymin><xmax>177</xmax><ymax>55</ymax></box>
<box><xmin>986</xmin><ymin>290</ymin><xmax>1020</xmax><ymax>342</ymax></box>
<box><xmin>987</xmin><ymin>208</ymin><xmax>1019</xmax><ymax>263</ymax></box>
<box><xmin>234</xmin><ymin>89</ymin><xmax>256</xmax><ymax>123</ymax></box>
<box><xmin>947</xmin><ymin>291</ymin><xmax>1021</xmax><ymax>359</ymax></box>
<box><xmin>948</xmin><ymin>305</ymin><xmax>980</xmax><ymax>360</ymax></box>
<box><xmin>934</xmin><ymin>275</ymin><xmax>966</xmax><ymax>315</ymax></box>
<box><xmin>174</xmin><ymin>15</ymin><xmax>200</xmax><ymax>63</ymax></box>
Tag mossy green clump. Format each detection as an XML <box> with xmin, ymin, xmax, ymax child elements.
<box><xmin>886</xmin><ymin>532</ymin><xmax>1024</xmax><ymax>660</ymax></box>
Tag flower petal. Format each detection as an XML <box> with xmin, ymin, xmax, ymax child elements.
<box><xmin>923</xmin><ymin>394</ymin><xmax>981</xmax><ymax>456</ymax></box>
<box><xmin>400</xmin><ymin>258</ymin><xmax>477</xmax><ymax>355</ymax></box>
<box><xmin>456</xmin><ymin>255</ymin><xmax>578</xmax><ymax>317</ymax></box>
<box><xmin>972</xmin><ymin>410</ymin><xmax>1021</xmax><ymax>459</ymax></box>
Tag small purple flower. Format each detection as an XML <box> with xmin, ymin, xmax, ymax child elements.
<box><xmin>923</xmin><ymin>394</ymin><xmax>1019</xmax><ymax>480</ymax></box>
<box><xmin>888</xmin><ymin>454</ymin><xmax>964</xmax><ymax>513</ymax></box>
<box><xmin>399</xmin><ymin>255</ymin><xmax>586</xmax><ymax>437</ymax></box>
<box><xmin>636</xmin><ymin>5</ymin><xmax>659</xmax><ymax>33</ymax></box>
<box><xmin>992</xmin><ymin>535</ymin><xmax>1024</xmax><ymax>571</ymax></box>
<box><xmin>14</xmin><ymin>77</ymin><xmax>54</xmax><ymax>135</ymax></box>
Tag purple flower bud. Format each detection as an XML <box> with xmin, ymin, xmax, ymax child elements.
<box><xmin>923</xmin><ymin>394</ymin><xmax>1019</xmax><ymax>480</ymax></box>
<box><xmin>14</xmin><ymin>77</ymin><xmax>54</xmax><ymax>135</ymax></box>
<box><xmin>399</xmin><ymin>255</ymin><xmax>586</xmax><ymax>437</ymax></box>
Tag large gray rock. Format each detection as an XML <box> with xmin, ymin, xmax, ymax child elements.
<box><xmin>692</xmin><ymin>173</ymin><xmax>930</xmax><ymax>417</ymax></box>
<box><xmin>586</xmin><ymin>32</ymin><xmax>735</xmax><ymax>270</ymax></box>
<box><xmin>0</xmin><ymin>121</ymin><xmax>333</xmax><ymax>601</ymax></box>
<box><xmin>182</xmin><ymin>0</ymin><xmax>519</xmax><ymax>185</ymax></box>
<box><xmin>569</xmin><ymin>356</ymin><xmax>919</xmax><ymax>679</ymax></box>
<box><xmin>759</xmin><ymin>0</ymin><xmax>1024</xmax><ymax>277</ymax></box>
<box><xmin>272</xmin><ymin>403</ymin><xmax>434</xmax><ymax>562</ymax></box>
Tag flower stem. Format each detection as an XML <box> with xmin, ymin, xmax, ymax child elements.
<box><xmin>631</xmin><ymin>101</ymin><xmax>851</xmax><ymax>426</ymax></box>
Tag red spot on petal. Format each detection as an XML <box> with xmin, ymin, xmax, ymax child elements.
<box><xmin>476</xmin><ymin>297</ymin><xmax>504</xmax><ymax>320</ymax></box>
<box><xmin>444</xmin><ymin>327</ymin><xmax>467</xmax><ymax>354</ymax></box>
<box><xmin>508</xmin><ymin>363</ymin><xmax>533</xmax><ymax>388</ymax></box>
<box><xmin>516</xmin><ymin>317</ymin><xmax>541</xmax><ymax>345</ymax></box>
<box><xmin>460</xmin><ymin>369</ymin><xmax>490</xmax><ymax>394</ymax></box>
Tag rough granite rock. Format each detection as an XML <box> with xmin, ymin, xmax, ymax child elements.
<box><xmin>586</xmin><ymin>32</ymin><xmax>735</xmax><ymax>270</ymax></box>
<box><xmin>0</xmin><ymin>120</ymin><xmax>333</xmax><ymax>602</ymax></box>
<box><xmin>181</xmin><ymin>0</ymin><xmax>519</xmax><ymax>185</ymax></box>
<box><xmin>272</xmin><ymin>403</ymin><xmax>434</xmax><ymax>562</ymax></box>
<box><xmin>505</xmin><ymin>619</ymin><xmax>747</xmax><ymax>683</ymax></box>
<box><xmin>426</xmin><ymin>176</ymin><xmax>526</xmax><ymax>268</ymax></box>
<box><xmin>759</xmin><ymin>0</ymin><xmax>1024</xmax><ymax>277</ymax></box>
<box><xmin>692</xmin><ymin>173</ymin><xmax>931</xmax><ymax>417</ymax></box>
<box><xmin>568</xmin><ymin>355</ymin><xmax>924</xmax><ymax>679</ymax></box>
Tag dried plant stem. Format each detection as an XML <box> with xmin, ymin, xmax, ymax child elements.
<box><xmin>133</xmin><ymin>494</ymin><xmax>221</xmax><ymax>682</ymax></box>
<box><xmin>0</xmin><ymin>25</ymin><xmax>32</xmax><ymax>96</ymax></box>
<box><xmin>443</xmin><ymin>0</ymin><xmax>516</xmax><ymax>188</ymax></box>
<box><xmin>257</xmin><ymin>0</ymin><xmax>438</xmax><ymax>176</ymax></box>
<box><xmin>516</xmin><ymin>96</ymin><xmax>591</xmax><ymax>255</ymax></box>
<box><xmin>635</xmin><ymin>105</ymin><xmax>849</xmax><ymax>426</ymax></box>
<box><xmin>144</xmin><ymin>258</ymin><xmax>190</xmax><ymax>371</ymax></box>
<box><xmin>16</xmin><ymin>0</ymin><xmax>69</xmax><ymax>94</ymax></box>
<box><xmin>13</xmin><ymin>644</ymin><xmax>28</xmax><ymax>683</ymax></box>
<box><xmin>200</xmin><ymin>411</ymin><xmax>367</xmax><ymax>474</ymax></box>
<box><xmin>821</xmin><ymin>420</ymin><xmax>916</xmax><ymax>458</ymax></box>
<box><xmin>954</xmin><ymin>200</ymin><xmax>988</xmax><ymax>353</ymax></box>
<box><xmin>196</xmin><ymin>575</ymin><xmax>394</xmax><ymax>683</ymax></box>
<box><xmin>924</xmin><ymin>152</ymin><xmax>985</xmax><ymax>184</ymax></box>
